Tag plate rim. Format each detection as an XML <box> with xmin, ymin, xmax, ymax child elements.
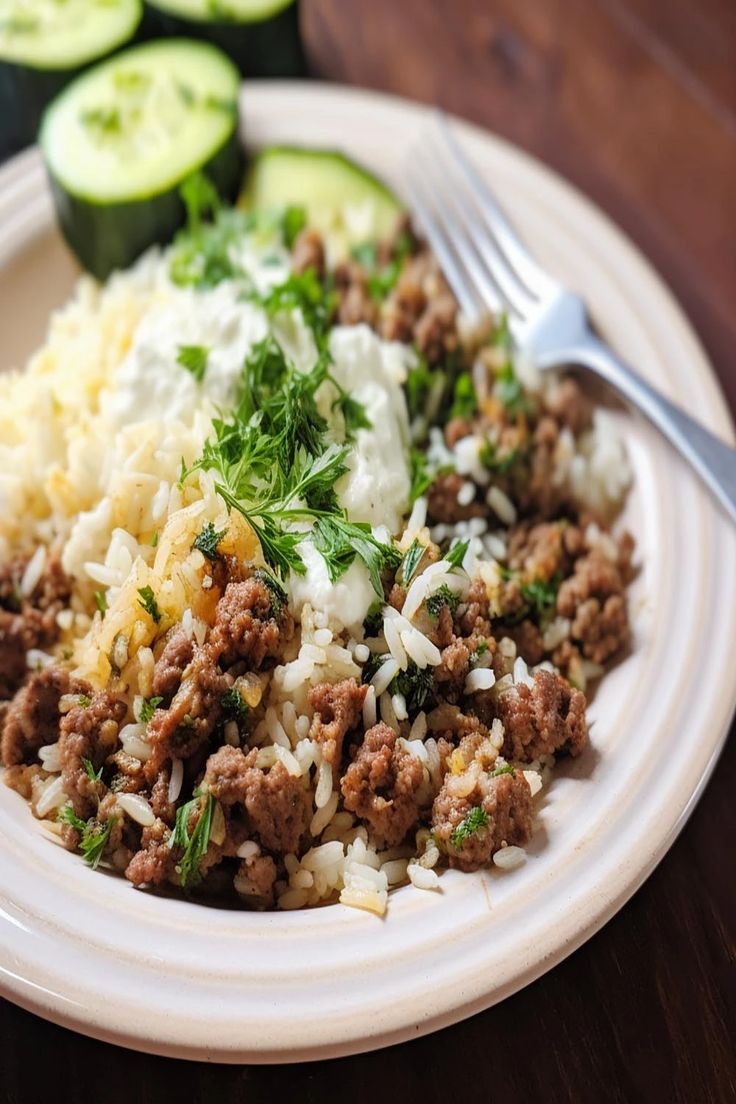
<box><xmin>1</xmin><ymin>78</ymin><xmax>734</xmax><ymax>1063</ymax></box>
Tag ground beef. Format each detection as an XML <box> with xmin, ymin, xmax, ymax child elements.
<box><xmin>544</xmin><ymin>377</ymin><xmax>593</xmax><ymax>435</ymax></box>
<box><xmin>432</xmin><ymin>764</ymin><xmax>532</xmax><ymax>872</ymax></box>
<box><xmin>427</xmin><ymin>472</ymin><xmax>486</xmax><ymax>525</ymax></box>
<box><xmin>414</xmin><ymin>292</ymin><xmax>458</xmax><ymax>363</ymax></box>
<box><xmin>522</xmin><ymin>415</ymin><xmax>564</xmax><ymax>517</ymax></box>
<box><xmin>59</xmin><ymin>691</ymin><xmax>127</xmax><ymax>817</ymax></box>
<box><xmin>334</xmin><ymin>261</ymin><xmax>378</xmax><ymax>327</ymax></box>
<box><xmin>1</xmin><ymin>666</ymin><xmax>89</xmax><ymax>767</ymax></box>
<box><xmin>426</xmin><ymin>603</ymin><xmax>455</xmax><ymax>649</ymax></box>
<box><xmin>444</xmin><ymin>417</ymin><xmax>474</xmax><ymax>449</ymax></box>
<box><xmin>145</xmin><ymin>644</ymin><xmax>229</xmax><ymax>779</ymax></box>
<box><xmin>0</xmin><ymin>549</ymin><xmax>72</xmax><ymax>700</ymax></box>
<box><xmin>291</xmin><ymin>227</ymin><xmax>325</xmax><ymax>278</ymax></box>
<box><xmin>507</xmin><ymin>521</ymin><xmax>573</xmax><ymax>582</ymax></box>
<box><xmin>308</xmin><ymin>678</ymin><xmax>367</xmax><ymax>781</ymax></box>
<box><xmin>151</xmin><ymin>630</ymin><xmax>194</xmax><ymax>700</ymax></box>
<box><xmin>340</xmin><ymin>721</ymin><xmax>425</xmax><ymax>847</ymax></box>
<box><xmin>125</xmin><ymin>817</ymin><xmax>173</xmax><ymax>887</ymax></box>
<box><xmin>556</xmin><ymin>549</ymin><xmax>630</xmax><ymax>663</ymax></box>
<box><xmin>150</xmin><ymin>768</ymin><xmax>176</xmax><ymax>824</ymax></box>
<box><xmin>204</xmin><ymin>745</ymin><xmax>309</xmax><ymax>854</ymax></box>
<box><xmin>434</xmin><ymin>636</ymin><xmax>473</xmax><ymax>694</ymax></box>
<box><xmin>379</xmin><ymin>254</ymin><xmax>427</xmax><ymax>344</ymax></box>
<box><xmin>506</xmin><ymin>619</ymin><xmax>545</xmax><ymax>667</ymax></box>
<box><xmin>107</xmin><ymin>748</ymin><xmax>146</xmax><ymax>794</ymax></box>
<box><xmin>496</xmin><ymin>669</ymin><xmax>587</xmax><ymax>762</ymax></box>
<box><xmin>209</xmin><ymin>577</ymin><xmax>294</xmax><ymax>669</ymax></box>
<box><xmin>235</xmin><ymin>854</ymin><xmax>277</xmax><ymax>906</ymax></box>
<box><xmin>456</xmin><ymin>575</ymin><xmax>493</xmax><ymax>638</ymax></box>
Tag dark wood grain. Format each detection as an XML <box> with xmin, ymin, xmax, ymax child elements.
<box><xmin>2</xmin><ymin>2</ymin><xmax>735</xmax><ymax>1101</ymax></box>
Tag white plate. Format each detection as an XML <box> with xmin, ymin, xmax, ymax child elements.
<box><xmin>0</xmin><ymin>82</ymin><xmax>734</xmax><ymax>1063</ymax></box>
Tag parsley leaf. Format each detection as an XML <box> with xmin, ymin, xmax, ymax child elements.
<box><xmin>254</xmin><ymin>568</ymin><xmax>287</xmax><ymax>615</ymax></box>
<box><xmin>79</xmin><ymin>817</ymin><xmax>115</xmax><ymax>870</ymax></box>
<box><xmin>390</xmin><ymin>662</ymin><xmax>434</xmax><ymax>713</ymax></box>
<box><xmin>281</xmin><ymin>204</ymin><xmax>307</xmax><ymax>249</ymax></box>
<box><xmin>400</xmin><ymin>539</ymin><xmax>424</xmax><ymax>585</ymax></box>
<box><xmin>177</xmin><ymin>344</ymin><xmax>209</xmax><ymax>383</ymax></box>
<box><xmin>58</xmin><ymin>805</ymin><xmax>115</xmax><ymax>869</ymax></box>
<box><xmin>312</xmin><ymin>516</ymin><xmax>401</xmax><ymax>598</ymax></box>
<box><xmin>170</xmin><ymin>793</ymin><xmax>215</xmax><ymax>889</ymax></box>
<box><xmin>363</xmin><ymin>601</ymin><xmax>384</xmax><ymax>638</ymax></box>
<box><xmin>138</xmin><ymin>696</ymin><xmax>163</xmax><ymax>725</ymax></box>
<box><xmin>57</xmin><ymin>804</ymin><xmax>86</xmax><ymax>833</ymax></box>
<box><xmin>450</xmin><ymin>805</ymin><xmax>488</xmax><ymax>848</ymax></box>
<box><xmin>405</xmin><ymin>354</ymin><xmax>437</xmax><ymax>422</ymax></box>
<box><xmin>519</xmin><ymin>574</ymin><xmax>561</xmax><ymax>622</ymax></box>
<box><xmin>137</xmin><ymin>585</ymin><xmax>162</xmax><ymax>624</ymax></box>
<box><xmin>450</xmin><ymin>372</ymin><xmax>477</xmax><ymax>420</ymax></box>
<box><xmin>78</xmin><ymin>694</ymin><xmax>91</xmax><ymax>709</ymax></box>
<box><xmin>479</xmin><ymin>440</ymin><xmax>526</xmax><ymax>474</ymax></box>
<box><xmin>81</xmin><ymin>757</ymin><xmax>102</xmax><ymax>783</ymax></box>
<box><xmin>443</xmin><ymin>540</ymin><xmax>470</xmax><ymax>570</ymax></box>
<box><xmin>192</xmin><ymin>521</ymin><xmax>226</xmax><ymax>561</ymax></box>
<box><xmin>350</xmin><ymin>241</ymin><xmax>378</xmax><ymax>269</ymax></box>
<box><xmin>179</xmin><ymin>170</ymin><xmax>220</xmax><ymax>233</ymax></box>
<box><xmin>490</xmin><ymin>763</ymin><xmax>516</xmax><ymax>778</ymax></box>
<box><xmin>221</xmin><ymin>686</ymin><xmax>249</xmax><ymax>719</ymax></box>
<box><xmin>409</xmin><ymin>447</ymin><xmax>434</xmax><ymax>504</ymax></box>
<box><xmin>94</xmin><ymin>590</ymin><xmax>107</xmax><ymax>616</ymax></box>
<box><xmin>492</xmin><ymin>315</ymin><xmax>533</xmax><ymax>417</ymax></box>
<box><xmin>426</xmin><ymin>583</ymin><xmax>460</xmax><ymax>621</ymax></box>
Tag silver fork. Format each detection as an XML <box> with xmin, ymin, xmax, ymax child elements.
<box><xmin>404</xmin><ymin>116</ymin><xmax>736</xmax><ymax>524</ymax></box>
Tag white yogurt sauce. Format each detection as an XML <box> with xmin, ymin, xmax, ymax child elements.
<box><xmin>328</xmin><ymin>324</ymin><xmax>412</xmax><ymax>533</ymax></box>
<box><xmin>288</xmin><ymin>539</ymin><xmax>377</xmax><ymax>631</ymax></box>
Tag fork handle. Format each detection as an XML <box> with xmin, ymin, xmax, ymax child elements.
<box><xmin>543</xmin><ymin>335</ymin><xmax>736</xmax><ymax>525</ymax></box>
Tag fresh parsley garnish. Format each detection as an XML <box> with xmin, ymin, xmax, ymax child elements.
<box><xmin>78</xmin><ymin>694</ymin><xmax>92</xmax><ymax>709</ymax></box>
<box><xmin>254</xmin><ymin>568</ymin><xmax>287</xmax><ymax>615</ymax></box>
<box><xmin>221</xmin><ymin>686</ymin><xmax>248</xmax><ymax>719</ymax></box>
<box><xmin>363</xmin><ymin>601</ymin><xmax>384</xmax><ymax>638</ymax></box>
<box><xmin>170</xmin><ymin>793</ymin><xmax>215</xmax><ymax>889</ymax></box>
<box><xmin>58</xmin><ymin>804</ymin><xmax>86</xmax><ymax>833</ymax></box>
<box><xmin>470</xmin><ymin>640</ymin><xmax>489</xmax><ymax>664</ymax></box>
<box><xmin>405</xmin><ymin>353</ymin><xmax>437</xmax><ymax>423</ymax></box>
<box><xmin>138</xmin><ymin>696</ymin><xmax>163</xmax><ymax>725</ymax></box>
<box><xmin>81</xmin><ymin>757</ymin><xmax>101</xmax><ymax>783</ymax></box>
<box><xmin>450</xmin><ymin>805</ymin><xmax>488</xmax><ymax>848</ymax></box>
<box><xmin>350</xmin><ymin>241</ymin><xmax>377</xmax><ymax>269</ymax></box>
<box><xmin>479</xmin><ymin>440</ymin><xmax>526</xmax><ymax>474</ymax></box>
<box><xmin>519</xmin><ymin>574</ymin><xmax>561</xmax><ymax>622</ymax></box>
<box><xmin>94</xmin><ymin>590</ymin><xmax>107</xmax><ymax>616</ymax></box>
<box><xmin>281</xmin><ymin>204</ymin><xmax>307</xmax><ymax>249</ymax></box>
<box><xmin>492</xmin><ymin>315</ymin><xmax>533</xmax><ymax>417</ymax></box>
<box><xmin>450</xmin><ymin>372</ymin><xmax>477</xmax><ymax>420</ymax></box>
<box><xmin>137</xmin><ymin>586</ymin><xmax>162</xmax><ymax>624</ymax></box>
<box><xmin>443</xmin><ymin>540</ymin><xmax>470</xmax><ymax>570</ymax></box>
<box><xmin>58</xmin><ymin>805</ymin><xmax>115</xmax><ymax>870</ymax></box>
<box><xmin>177</xmin><ymin>344</ymin><xmax>209</xmax><ymax>383</ymax></box>
<box><xmin>80</xmin><ymin>817</ymin><xmax>115</xmax><ymax>870</ymax></box>
<box><xmin>490</xmin><ymin>763</ymin><xmax>515</xmax><ymax>778</ymax></box>
<box><xmin>312</xmin><ymin>517</ymin><xmax>401</xmax><ymax>599</ymax></box>
<box><xmin>409</xmin><ymin>447</ymin><xmax>434</xmax><ymax>504</ymax></box>
<box><xmin>390</xmin><ymin>662</ymin><xmax>435</xmax><ymax>713</ymax></box>
<box><xmin>401</xmin><ymin>539</ymin><xmax>424</xmax><ymax>585</ymax></box>
<box><xmin>253</xmin><ymin>271</ymin><xmax>336</xmax><ymax>349</ymax></box>
<box><xmin>426</xmin><ymin>583</ymin><xmax>460</xmax><ymax>621</ymax></box>
<box><xmin>192</xmin><ymin>521</ymin><xmax>226</xmax><ymax>561</ymax></box>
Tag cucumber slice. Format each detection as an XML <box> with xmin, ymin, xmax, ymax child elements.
<box><xmin>143</xmin><ymin>0</ymin><xmax>304</xmax><ymax>78</ymax></box>
<box><xmin>241</xmin><ymin>147</ymin><xmax>403</xmax><ymax>258</ymax></box>
<box><xmin>0</xmin><ymin>0</ymin><xmax>142</xmax><ymax>157</ymax></box>
<box><xmin>40</xmin><ymin>38</ymin><xmax>243</xmax><ymax>280</ymax></box>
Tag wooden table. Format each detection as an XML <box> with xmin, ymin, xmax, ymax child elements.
<box><xmin>2</xmin><ymin>2</ymin><xmax>734</xmax><ymax>1100</ymax></box>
